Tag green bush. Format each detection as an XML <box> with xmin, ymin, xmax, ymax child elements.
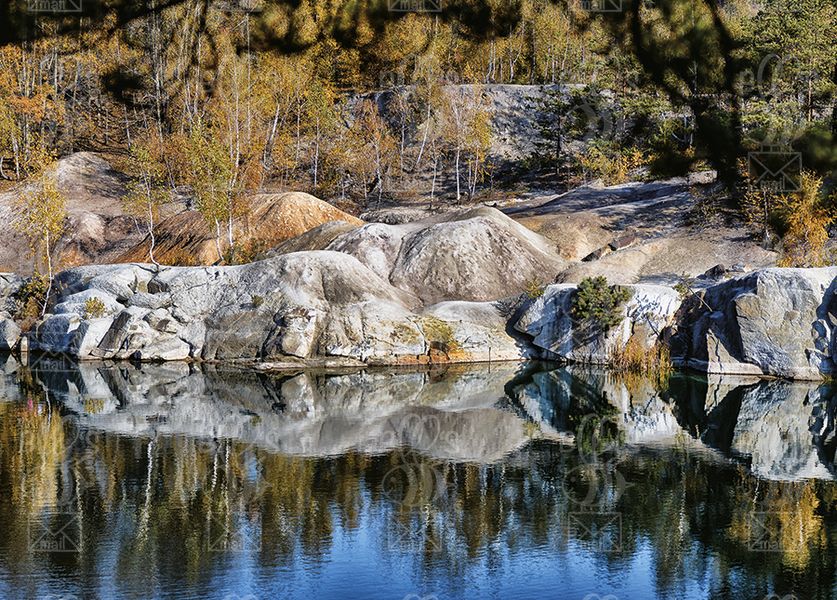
<box><xmin>524</xmin><ymin>276</ymin><xmax>546</xmax><ymax>299</ymax></box>
<box><xmin>571</xmin><ymin>276</ymin><xmax>631</xmax><ymax>331</ymax></box>
<box><xmin>83</xmin><ymin>296</ymin><xmax>107</xmax><ymax>319</ymax></box>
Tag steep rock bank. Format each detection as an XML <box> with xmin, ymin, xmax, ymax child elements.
<box><xmin>513</xmin><ymin>268</ymin><xmax>837</xmax><ymax>380</ymax></box>
<box><xmin>514</xmin><ymin>283</ymin><xmax>681</xmax><ymax>364</ymax></box>
<box><xmin>673</xmin><ymin>268</ymin><xmax>837</xmax><ymax>380</ymax></box>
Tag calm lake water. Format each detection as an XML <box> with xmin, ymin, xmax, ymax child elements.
<box><xmin>1</xmin><ymin>356</ymin><xmax>836</xmax><ymax>600</ymax></box>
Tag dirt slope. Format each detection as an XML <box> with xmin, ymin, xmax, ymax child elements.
<box><xmin>118</xmin><ymin>192</ymin><xmax>363</xmax><ymax>265</ymax></box>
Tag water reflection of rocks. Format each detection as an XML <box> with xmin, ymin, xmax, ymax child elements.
<box><xmin>508</xmin><ymin>362</ymin><xmax>837</xmax><ymax>481</ymax></box>
<box><xmin>6</xmin><ymin>355</ymin><xmax>837</xmax><ymax>479</ymax></box>
<box><xmin>2</xmin><ymin>356</ymin><xmax>837</xmax><ymax>598</ymax></box>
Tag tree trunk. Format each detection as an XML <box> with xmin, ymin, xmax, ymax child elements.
<box><xmin>415</xmin><ymin>102</ymin><xmax>432</xmax><ymax>171</ymax></box>
<box><xmin>227</xmin><ymin>211</ymin><xmax>234</xmax><ymax>262</ymax></box>
<box><xmin>214</xmin><ymin>219</ymin><xmax>223</xmax><ymax>263</ymax></box>
<box><xmin>455</xmin><ymin>147</ymin><xmax>461</xmax><ymax>203</ymax></box>
<box><xmin>313</xmin><ymin>117</ymin><xmax>320</xmax><ymax>188</ymax></box>
<box><xmin>147</xmin><ymin>202</ymin><xmax>159</xmax><ymax>267</ymax></box>
<box><xmin>42</xmin><ymin>232</ymin><xmax>53</xmax><ymax>317</ymax></box>
<box><xmin>430</xmin><ymin>154</ymin><xmax>438</xmax><ymax>203</ymax></box>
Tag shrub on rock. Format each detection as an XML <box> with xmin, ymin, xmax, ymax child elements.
<box><xmin>571</xmin><ymin>276</ymin><xmax>632</xmax><ymax>331</ymax></box>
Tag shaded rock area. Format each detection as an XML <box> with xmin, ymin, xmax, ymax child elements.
<box><xmin>504</xmin><ymin>177</ymin><xmax>776</xmax><ymax>283</ymax></box>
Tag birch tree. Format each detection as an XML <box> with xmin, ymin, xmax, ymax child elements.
<box><xmin>12</xmin><ymin>172</ymin><xmax>67</xmax><ymax>315</ymax></box>
<box><xmin>122</xmin><ymin>139</ymin><xmax>168</xmax><ymax>266</ymax></box>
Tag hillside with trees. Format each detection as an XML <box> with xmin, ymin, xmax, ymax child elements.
<box><xmin>0</xmin><ymin>0</ymin><xmax>834</xmax><ymax>274</ymax></box>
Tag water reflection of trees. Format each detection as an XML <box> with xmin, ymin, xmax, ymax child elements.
<box><xmin>3</xmin><ymin>374</ymin><xmax>837</xmax><ymax>598</ymax></box>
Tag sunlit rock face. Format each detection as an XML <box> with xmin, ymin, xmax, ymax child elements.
<box><xmin>273</xmin><ymin>205</ymin><xmax>567</xmax><ymax>304</ymax></box>
<box><xmin>14</xmin><ymin>258</ymin><xmax>837</xmax><ymax>381</ymax></box>
<box><xmin>513</xmin><ymin>283</ymin><xmax>682</xmax><ymax>364</ymax></box>
<box><xmin>26</xmin><ymin>254</ymin><xmax>532</xmax><ymax>365</ymax></box>
<box><xmin>511</xmin><ymin>269</ymin><xmax>837</xmax><ymax>380</ymax></box>
<box><xmin>512</xmin><ymin>268</ymin><xmax>837</xmax><ymax>380</ymax></box>
<box><xmin>674</xmin><ymin>268</ymin><xmax>837</xmax><ymax>380</ymax></box>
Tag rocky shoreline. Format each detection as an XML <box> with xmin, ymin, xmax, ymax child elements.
<box><xmin>1</xmin><ymin>253</ymin><xmax>836</xmax><ymax>380</ymax></box>
<box><xmin>0</xmin><ymin>206</ymin><xmax>833</xmax><ymax>381</ymax></box>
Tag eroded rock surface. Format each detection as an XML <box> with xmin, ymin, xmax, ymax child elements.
<box><xmin>9</xmin><ymin>235</ymin><xmax>837</xmax><ymax>380</ymax></box>
<box><xmin>28</xmin><ymin>253</ymin><xmax>531</xmax><ymax>365</ymax></box>
<box><xmin>513</xmin><ymin>283</ymin><xmax>682</xmax><ymax>364</ymax></box>
<box><xmin>673</xmin><ymin>268</ymin><xmax>837</xmax><ymax>380</ymax></box>
<box><xmin>275</xmin><ymin>206</ymin><xmax>566</xmax><ymax>304</ymax></box>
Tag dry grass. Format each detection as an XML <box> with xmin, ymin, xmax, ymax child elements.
<box><xmin>524</xmin><ymin>276</ymin><xmax>546</xmax><ymax>299</ymax></box>
<box><xmin>609</xmin><ymin>334</ymin><xmax>672</xmax><ymax>390</ymax></box>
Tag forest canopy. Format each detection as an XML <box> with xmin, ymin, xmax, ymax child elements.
<box><xmin>0</xmin><ymin>0</ymin><xmax>833</xmax><ymax>203</ymax></box>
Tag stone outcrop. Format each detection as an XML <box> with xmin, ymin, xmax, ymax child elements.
<box><xmin>672</xmin><ymin>268</ymin><xmax>837</xmax><ymax>380</ymax></box>
<box><xmin>0</xmin><ymin>153</ymin><xmax>173</xmax><ymax>274</ymax></box>
<box><xmin>510</xmin><ymin>268</ymin><xmax>837</xmax><ymax>381</ymax></box>
<box><xmin>272</xmin><ymin>206</ymin><xmax>566</xmax><ymax>304</ymax></box>
<box><xmin>8</xmin><ymin>245</ymin><xmax>837</xmax><ymax>380</ymax></box>
<box><xmin>504</xmin><ymin>177</ymin><xmax>776</xmax><ymax>284</ymax></box>
<box><xmin>513</xmin><ymin>283</ymin><xmax>682</xmax><ymax>364</ymax></box>
<box><xmin>26</xmin><ymin>253</ymin><xmax>531</xmax><ymax>365</ymax></box>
